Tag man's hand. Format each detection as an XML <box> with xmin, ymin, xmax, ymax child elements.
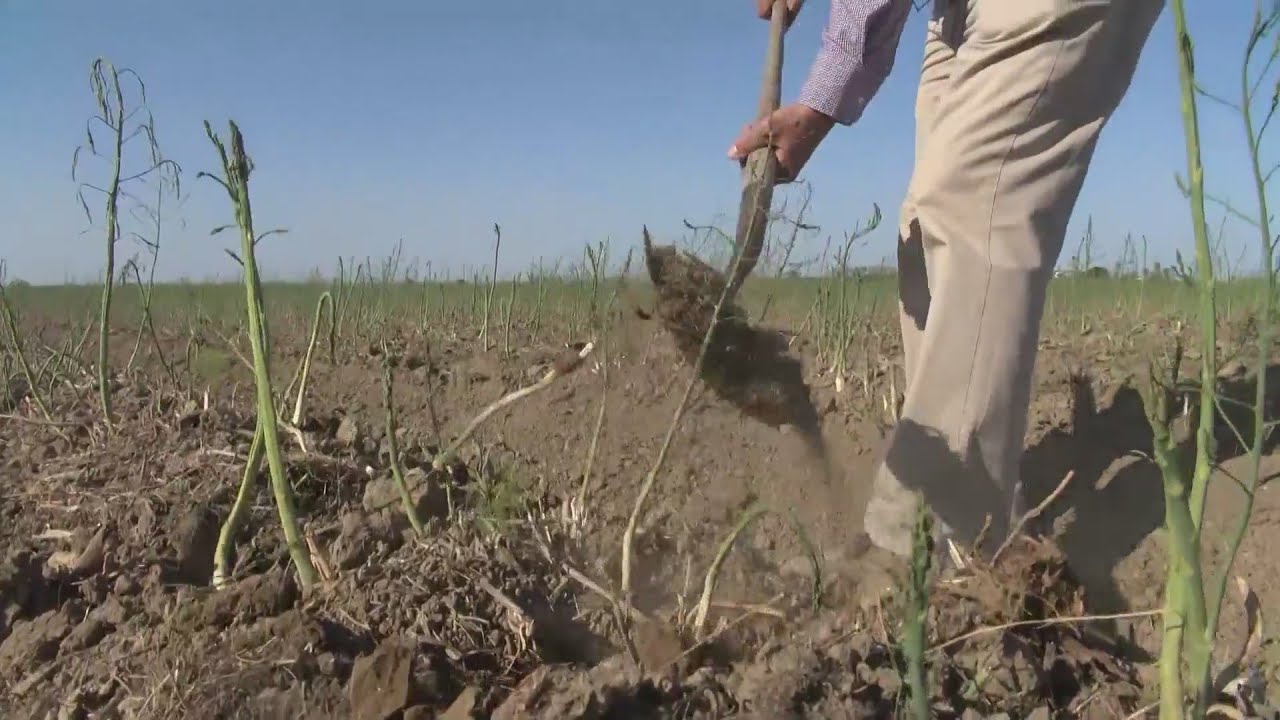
<box><xmin>756</xmin><ymin>0</ymin><xmax>805</xmax><ymax>26</ymax></box>
<box><xmin>728</xmin><ymin>103</ymin><xmax>834</xmax><ymax>183</ymax></box>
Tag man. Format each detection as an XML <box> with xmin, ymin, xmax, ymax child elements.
<box><xmin>729</xmin><ymin>0</ymin><xmax>1165</xmax><ymax>559</ymax></box>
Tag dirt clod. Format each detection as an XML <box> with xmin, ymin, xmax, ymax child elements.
<box><xmin>641</xmin><ymin>232</ymin><xmax>832</xmax><ymax>477</ymax></box>
<box><xmin>0</xmin><ymin>608</ymin><xmax>73</xmax><ymax>676</ymax></box>
<box><xmin>173</xmin><ymin>503</ymin><xmax>220</xmax><ymax>585</ymax></box>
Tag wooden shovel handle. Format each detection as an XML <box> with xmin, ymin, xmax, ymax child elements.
<box><xmin>728</xmin><ymin>0</ymin><xmax>788</xmax><ymax>299</ymax></box>
<box><xmin>755</xmin><ymin>0</ymin><xmax>788</xmax><ymax>120</ymax></box>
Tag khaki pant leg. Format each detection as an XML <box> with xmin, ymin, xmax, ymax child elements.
<box><xmin>898</xmin><ymin>0</ymin><xmax>970</xmax><ymax>383</ymax></box>
<box><xmin>865</xmin><ymin>0</ymin><xmax>1165</xmax><ymax>557</ymax></box>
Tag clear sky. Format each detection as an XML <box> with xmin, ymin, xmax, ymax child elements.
<box><xmin>0</xmin><ymin>1</ymin><xmax>1264</xmax><ymax>285</ymax></box>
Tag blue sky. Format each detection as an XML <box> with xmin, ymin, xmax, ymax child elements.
<box><xmin>0</xmin><ymin>1</ymin><xmax>1265</xmax><ymax>284</ymax></box>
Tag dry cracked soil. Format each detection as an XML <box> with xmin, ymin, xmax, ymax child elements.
<box><xmin>2</xmin><ymin>302</ymin><xmax>1280</xmax><ymax>719</ymax></box>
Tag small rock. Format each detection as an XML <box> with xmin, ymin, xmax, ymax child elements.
<box><xmin>60</xmin><ymin>617</ymin><xmax>109</xmax><ymax>653</ymax></box>
<box><xmin>361</xmin><ymin>470</ymin><xmax>445</xmax><ymax>524</ymax></box>
<box><xmin>779</xmin><ymin>554</ymin><xmax>818</xmax><ymax>580</ymax></box>
<box><xmin>872</xmin><ymin>666</ymin><xmax>901</xmax><ymax>695</ymax></box>
<box><xmin>177</xmin><ymin>399</ymin><xmax>202</xmax><ymax>428</ymax></box>
<box><xmin>362</xmin><ymin>478</ymin><xmax>402</xmax><ymax>514</ymax></box>
<box><xmin>362</xmin><ymin>478</ymin><xmax>407</xmax><ymax>516</ymax></box>
<box><xmin>491</xmin><ymin>664</ymin><xmax>607</xmax><ymax>720</ymax></box>
<box><xmin>349</xmin><ymin>637</ymin><xmax>414</xmax><ymax>720</ymax></box>
<box><xmin>336</xmin><ymin>416</ymin><xmax>360</xmax><ymax>447</ymax></box>
<box><xmin>332</xmin><ymin>511</ymin><xmax>376</xmax><ymax>570</ymax></box>
<box><xmin>143</xmin><ymin>561</ymin><xmax>165</xmax><ymax>589</ymax></box>
<box><xmin>1218</xmin><ymin>359</ymin><xmax>1247</xmax><ymax>379</ymax></box>
<box><xmin>90</xmin><ymin>595</ymin><xmax>130</xmax><ymax>626</ymax></box>
<box><xmin>113</xmin><ymin>574</ymin><xmax>140</xmax><ymax>596</ymax></box>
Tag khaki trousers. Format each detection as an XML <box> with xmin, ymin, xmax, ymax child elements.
<box><xmin>863</xmin><ymin>0</ymin><xmax>1166</xmax><ymax>556</ymax></box>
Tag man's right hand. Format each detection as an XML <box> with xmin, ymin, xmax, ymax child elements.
<box><xmin>728</xmin><ymin>102</ymin><xmax>834</xmax><ymax>183</ymax></box>
<box><xmin>755</xmin><ymin>0</ymin><xmax>805</xmax><ymax>26</ymax></box>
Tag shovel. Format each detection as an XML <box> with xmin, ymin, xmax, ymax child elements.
<box><xmin>640</xmin><ymin>1</ymin><xmax>832</xmax><ymax>479</ymax></box>
<box><xmin>644</xmin><ymin>0</ymin><xmax>789</xmax><ymax>308</ymax></box>
<box><xmin>726</xmin><ymin>0</ymin><xmax>790</xmax><ymax>301</ymax></box>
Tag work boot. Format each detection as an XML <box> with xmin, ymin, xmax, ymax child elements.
<box><xmin>862</xmin><ymin>468</ymin><xmax>968</xmax><ymax>571</ymax></box>
<box><xmin>862</xmin><ymin>466</ymin><xmax>918</xmax><ymax>559</ymax></box>
<box><xmin>863</xmin><ymin>463</ymin><xmax>1039</xmax><ymax>572</ymax></box>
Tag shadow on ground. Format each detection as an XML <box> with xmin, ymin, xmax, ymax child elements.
<box><xmin>1020</xmin><ymin>363</ymin><xmax>1280</xmax><ymax>618</ymax></box>
<box><xmin>879</xmin><ymin>363</ymin><xmax>1280</xmax><ymax>628</ymax></box>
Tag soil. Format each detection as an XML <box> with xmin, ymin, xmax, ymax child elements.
<box><xmin>1</xmin><ymin>297</ymin><xmax>1279</xmax><ymax>719</ymax></box>
<box><xmin>642</xmin><ymin>236</ymin><xmax>831</xmax><ymax>482</ymax></box>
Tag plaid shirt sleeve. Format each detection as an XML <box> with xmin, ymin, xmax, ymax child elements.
<box><xmin>798</xmin><ymin>0</ymin><xmax>914</xmax><ymax>125</ymax></box>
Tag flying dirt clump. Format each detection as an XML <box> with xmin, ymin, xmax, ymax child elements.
<box><xmin>641</xmin><ymin>229</ymin><xmax>830</xmax><ymax>473</ymax></box>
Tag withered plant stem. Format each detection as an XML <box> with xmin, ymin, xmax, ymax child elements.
<box><xmin>285</xmin><ymin>291</ymin><xmax>334</xmax><ymax>426</ymax></box>
<box><xmin>432</xmin><ymin>343</ymin><xmax>595</xmax><ymax>471</ymax></box>
<box><xmin>383</xmin><ymin>348</ymin><xmax>426</xmax><ymax>536</ymax></box>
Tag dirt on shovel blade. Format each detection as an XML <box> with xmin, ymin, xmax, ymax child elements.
<box><xmin>642</xmin><ymin>231</ymin><xmax>832</xmax><ymax>475</ymax></box>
